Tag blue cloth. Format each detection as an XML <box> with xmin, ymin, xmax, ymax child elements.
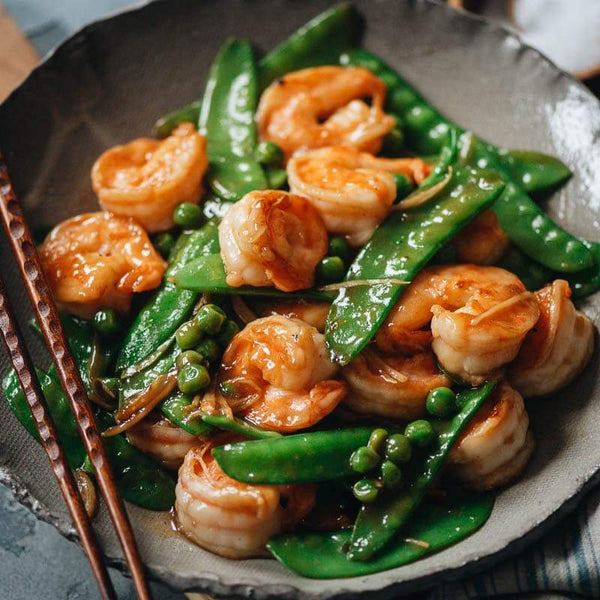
<box><xmin>3</xmin><ymin>2</ymin><xmax>599</xmax><ymax>599</ymax></box>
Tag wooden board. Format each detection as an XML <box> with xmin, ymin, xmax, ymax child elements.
<box><xmin>0</xmin><ymin>6</ymin><xmax>39</xmax><ymax>101</ymax></box>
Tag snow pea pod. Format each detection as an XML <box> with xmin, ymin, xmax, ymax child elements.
<box><xmin>174</xmin><ymin>253</ymin><xmax>334</xmax><ymax>301</ymax></box>
<box><xmin>343</xmin><ymin>49</ymin><xmax>592</xmax><ymax>271</ymax></box>
<box><xmin>268</xmin><ymin>494</ymin><xmax>494</xmax><ymax>578</ymax></box>
<box><xmin>565</xmin><ymin>241</ymin><xmax>600</xmax><ymax>299</ymax></box>
<box><xmin>496</xmin><ymin>247</ymin><xmax>552</xmax><ymax>292</ymax></box>
<box><xmin>325</xmin><ymin>166</ymin><xmax>504</xmax><ymax>365</ymax></box>
<box><xmin>153</xmin><ymin>4</ymin><xmax>362</xmax><ymax>138</ymax></box>
<box><xmin>213</xmin><ymin>427</ymin><xmax>374</xmax><ymax>484</ymax></box>
<box><xmin>491</xmin><ymin>147</ymin><xmax>571</xmax><ymax>195</ymax></box>
<box><xmin>257</xmin><ymin>3</ymin><xmax>362</xmax><ymax>90</ymax></box>
<box><xmin>116</xmin><ymin>221</ymin><xmax>219</xmax><ymax>372</ymax></box>
<box><xmin>161</xmin><ymin>393</ymin><xmax>278</xmax><ymax>439</ymax></box>
<box><xmin>493</xmin><ymin>182</ymin><xmax>595</xmax><ymax>272</ymax></box>
<box><xmin>83</xmin><ymin>412</ymin><xmax>175</xmax><ymax>511</ymax></box>
<box><xmin>199</xmin><ymin>39</ymin><xmax>267</xmax><ymax>201</ymax></box>
<box><xmin>348</xmin><ymin>382</ymin><xmax>496</xmax><ymax>561</ymax></box>
<box><xmin>153</xmin><ymin>99</ymin><xmax>202</xmax><ymax>138</ymax></box>
<box><xmin>2</xmin><ymin>368</ymin><xmax>86</xmax><ymax>468</ymax></box>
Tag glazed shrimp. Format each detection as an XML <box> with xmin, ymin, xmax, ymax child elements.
<box><xmin>342</xmin><ymin>349</ymin><xmax>451</xmax><ymax>420</ymax></box>
<box><xmin>39</xmin><ymin>211</ymin><xmax>166</xmax><ymax>318</ymax></box>
<box><xmin>375</xmin><ymin>265</ymin><xmax>540</xmax><ymax>385</ymax></box>
<box><xmin>257</xmin><ymin>66</ymin><xmax>395</xmax><ymax>160</ymax></box>
<box><xmin>175</xmin><ymin>442</ymin><xmax>315</xmax><ymax>558</ymax></box>
<box><xmin>126</xmin><ymin>414</ymin><xmax>202</xmax><ymax>470</ymax></box>
<box><xmin>509</xmin><ymin>280</ymin><xmax>595</xmax><ymax>397</ymax></box>
<box><xmin>448</xmin><ymin>381</ymin><xmax>535</xmax><ymax>491</ymax></box>
<box><xmin>92</xmin><ymin>123</ymin><xmax>208</xmax><ymax>232</ymax></box>
<box><xmin>453</xmin><ymin>210</ymin><xmax>510</xmax><ymax>265</ymax></box>
<box><xmin>256</xmin><ymin>299</ymin><xmax>331</xmax><ymax>332</ymax></box>
<box><xmin>288</xmin><ymin>146</ymin><xmax>431</xmax><ymax>246</ymax></box>
<box><xmin>218</xmin><ymin>190</ymin><xmax>328</xmax><ymax>292</ymax></box>
<box><xmin>214</xmin><ymin>315</ymin><xmax>347</xmax><ymax>432</ymax></box>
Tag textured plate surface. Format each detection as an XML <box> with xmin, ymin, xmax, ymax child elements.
<box><xmin>0</xmin><ymin>0</ymin><xmax>599</xmax><ymax>598</ymax></box>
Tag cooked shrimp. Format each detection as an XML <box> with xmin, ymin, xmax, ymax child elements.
<box><xmin>256</xmin><ymin>299</ymin><xmax>331</xmax><ymax>332</ymax></box>
<box><xmin>175</xmin><ymin>442</ymin><xmax>315</xmax><ymax>558</ymax></box>
<box><xmin>39</xmin><ymin>211</ymin><xmax>166</xmax><ymax>318</ymax></box>
<box><xmin>342</xmin><ymin>348</ymin><xmax>451</xmax><ymax>420</ymax></box>
<box><xmin>288</xmin><ymin>146</ymin><xmax>431</xmax><ymax>246</ymax></box>
<box><xmin>91</xmin><ymin>123</ymin><xmax>208</xmax><ymax>232</ymax></box>
<box><xmin>257</xmin><ymin>66</ymin><xmax>395</xmax><ymax>160</ymax></box>
<box><xmin>126</xmin><ymin>414</ymin><xmax>202</xmax><ymax>470</ymax></box>
<box><xmin>375</xmin><ymin>265</ymin><xmax>540</xmax><ymax>385</ymax></box>
<box><xmin>218</xmin><ymin>190</ymin><xmax>328</xmax><ymax>292</ymax></box>
<box><xmin>509</xmin><ymin>280</ymin><xmax>595</xmax><ymax>397</ymax></box>
<box><xmin>448</xmin><ymin>381</ymin><xmax>534</xmax><ymax>491</ymax></box>
<box><xmin>215</xmin><ymin>315</ymin><xmax>347</xmax><ymax>432</ymax></box>
<box><xmin>453</xmin><ymin>210</ymin><xmax>510</xmax><ymax>265</ymax></box>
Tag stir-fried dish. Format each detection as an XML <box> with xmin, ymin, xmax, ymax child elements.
<box><xmin>5</xmin><ymin>5</ymin><xmax>598</xmax><ymax>578</ymax></box>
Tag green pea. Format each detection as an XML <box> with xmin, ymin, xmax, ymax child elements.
<box><xmin>317</xmin><ymin>256</ymin><xmax>345</xmax><ymax>283</ymax></box>
<box><xmin>195</xmin><ymin>304</ymin><xmax>227</xmax><ymax>335</ymax></box>
<box><xmin>404</xmin><ymin>419</ymin><xmax>436</xmax><ymax>448</ymax></box>
<box><xmin>175</xmin><ymin>350</ymin><xmax>204</xmax><ymax>371</ymax></box>
<box><xmin>176</xmin><ymin>320</ymin><xmax>203</xmax><ymax>350</ymax></box>
<box><xmin>382</xmin><ymin>126</ymin><xmax>405</xmax><ymax>157</ymax></box>
<box><xmin>153</xmin><ymin>232</ymin><xmax>175</xmax><ymax>259</ymax></box>
<box><xmin>426</xmin><ymin>386</ymin><xmax>458</xmax><ymax>418</ymax></box>
<box><xmin>380</xmin><ymin>460</ymin><xmax>403</xmax><ymax>489</ymax></box>
<box><xmin>384</xmin><ymin>433</ymin><xmax>412</xmax><ymax>465</ymax></box>
<box><xmin>177</xmin><ymin>363</ymin><xmax>211</xmax><ymax>394</ymax></box>
<box><xmin>173</xmin><ymin>202</ymin><xmax>203</xmax><ymax>228</ymax></box>
<box><xmin>217</xmin><ymin>320</ymin><xmax>240</xmax><ymax>347</ymax></box>
<box><xmin>349</xmin><ymin>445</ymin><xmax>380</xmax><ymax>474</ymax></box>
<box><xmin>195</xmin><ymin>338</ymin><xmax>221</xmax><ymax>363</ymax></box>
<box><xmin>328</xmin><ymin>236</ymin><xmax>350</xmax><ymax>262</ymax></box>
<box><xmin>352</xmin><ymin>479</ymin><xmax>379</xmax><ymax>503</ymax></box>
<box><xmin>92</xmin><ymin>309</ymin><xmax>122</xmax><ymax>337</ymax></box>
<box><xmin>266</xmin><ymin>167</ymin><xmax>288</xmax><ymax>189</ymax></box>
<box><xmin>367</xmin><ymin>428</ymin><xmax>388</xmax><ymax>454</ymax></box>
<box><xmin>254</xmin><ymin>141</ymin><xmax>284</xmax><ymax>167</ymax></box>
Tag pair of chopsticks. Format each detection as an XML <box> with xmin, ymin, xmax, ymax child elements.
<box><xmin>0</xmin><ymin>153</ymin><xmax>152</xmax><ymax>599</ymax></box>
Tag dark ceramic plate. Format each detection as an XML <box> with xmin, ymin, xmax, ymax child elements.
<box><xmin>1</xmin><ymin>0</ymin><xmax>599</xmax><ymax>598</ymax></box>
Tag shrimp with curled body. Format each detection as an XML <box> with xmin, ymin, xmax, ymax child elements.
<box><xmin>376</xmin><ymin>265</ymin><xmax>540</xmax><ymax>385</ymax></box>
<box><xmin>256</xmin><ymin>299</ymin><xmax>331</xmax><ymax>332</ymax></box>
<box><xmin>448</xmin><ymin>381</ymin><xmax>534</xmax><ymax>491</ymax></box>
<box><xmin>39</xmin><ymin>211</ymin><xmax>165</xmax><ymax>318</ymax></box>
<box><xmin>257</xmin><ymin>66</ymin><xmax>395</xmax><ymax>160</ymax></box>
<box><xmin>175</xmin><ymin>441</ymin><xmax>315</xmax><ymax>558</ymax></box>
<box><xmin>92</xmin><ymin>123</ymin><xmax>208</xmax><ymax>232</ymax></box>
<box><xmin>509</xmin><ymin>279</ymin><xmax>595</xmax><ymax>397</ymax></box>
<box><xmin>214</xmin><ymin>315</ymin><xmax>347</xmax><ymax>432</ymax></box>
<box><xmin>288</xmin><ymin>146</ymin><xmax>431</xmax><ymax>246</ymax></box>
<box><xmin>453</xmin><ymin>210</ymin><xmax>510</xmax><ymax>265</ymax></box>
<box><xmin>126</xmin><ymin>414</ymin><xmax>202</xmax><ymax>470</ymax></box>
<box><xmin>218</xmin><ymin>190</ymin><xmax>328</xmax><ymax>292</ymax></box>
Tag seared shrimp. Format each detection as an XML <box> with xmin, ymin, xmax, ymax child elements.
<box><xmin>453</xmin><ymin>210</ymin><xmax>510</xmax><ymax>265</ymax></box>
<box><xmin>343</xmin><ymin>349</ymin><xmax>451</xmax><ymax>420</ymax></box>
<box><xmin>215</xmin><ymin>315</ymin><xmax>347</xmax><ymax>432</ymax></box>
<box><xmin>448</xmin><ymin>381</ymin><xmax>534</xmax><ymax>491</ymax></box>
<box><xmin>256</xmin><ymin>299</ymin><xmax>331</xmax><ymax>332</ymax></box>
<box><xmin>288</xmin><ymin>146</ymin><xmax>431</xmax><ymax>246</ymax></box>
<box><xmin>376</xmin><ymin>265</ymin><xmax>540</xmax><ymax>385</ymax></box>
<box><xmin>218</xmin><ymin>190</ymin><xmax>328</xmax><ymax>292</ymax></box>
<box><xmin>175</xmin><ymin>442</ymin><xmax>315</xmax><ymax>558</ymax></box>
<box><xmin>92</xmin><ymin>123</ymin><xmax>208</xmax><ymax>232</ymax></box>
<box><xmin>257</xmin><ymin>66</ymin><xmax>395</xmax><ymax>160</ymax></box>
<box><xmin>39</xmin><ymin>211</ymin><xmax>166</xmax><ymax>318</ymax></box>
<box><xmin>126</xmin><ymin>414</ymin><xmax>201</xmax><ymax>470</ymax></box>
<box><xmin>509</xmin><ymin>280</ymin><xmax>595</xmax><ymax>397</ymax></box>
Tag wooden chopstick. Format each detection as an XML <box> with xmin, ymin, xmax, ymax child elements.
<box><xmin>0</xmin><ymin>153</ymin><xmax>152</xmax><ymax>600</ymax></box>
<box><xmin>0</xmin><ymin>274</ymin><xmax>117</xmax><ymax>600</ymax></box>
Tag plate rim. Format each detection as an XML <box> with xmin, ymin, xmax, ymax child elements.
<box><xmin>1</xmin><ymin>0</ymin><xmax>599</xmax><ymax>597</ymax></box>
